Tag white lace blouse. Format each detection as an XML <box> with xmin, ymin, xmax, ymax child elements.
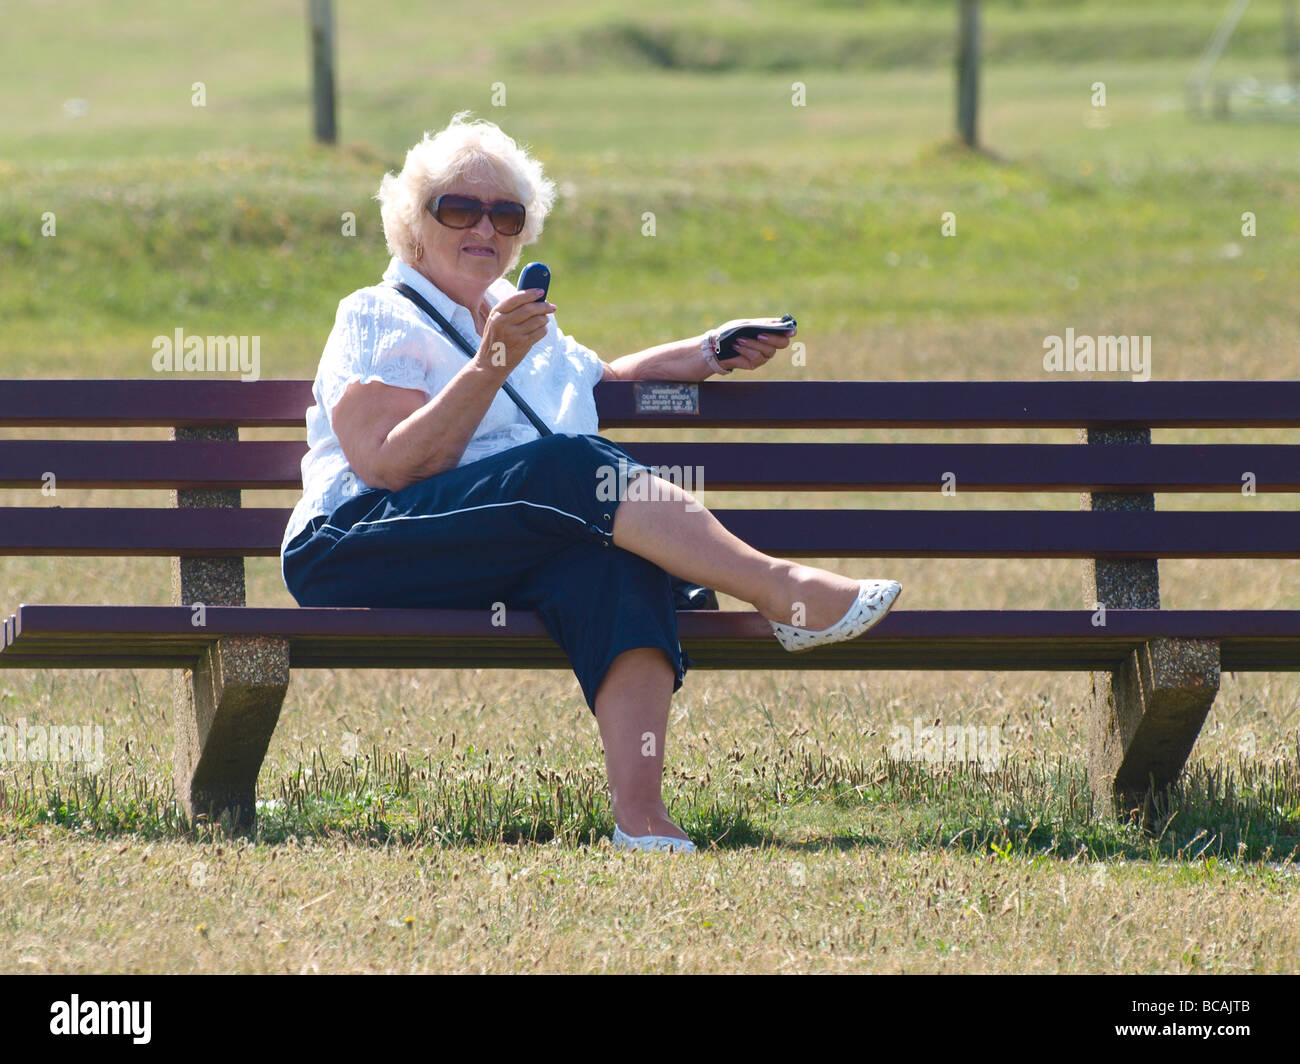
<box><xmin>280</xmin><ymin>257</ymin><xmax>606</xmax><ymax>569</ymax></box>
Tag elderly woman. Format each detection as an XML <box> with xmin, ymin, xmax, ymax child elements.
<box><xmin>281</xmin><ymin>113</ymin><xmax>900</xmax><ymax>854</ymax></box>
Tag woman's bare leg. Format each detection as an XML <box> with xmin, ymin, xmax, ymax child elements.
<box><xmin>597</xmin><ymin>471</ymin><xmax>897</xmax><ymax>847</ymax></box>
<box><xmin>593</xmin><ymin>646</ymin><xmax>687</xmax><ymax>840</ymax></box>
<box><xmin>612</xmin><ymin>471</ymin><xmax>864</xmax><ymax>631</ymax></box>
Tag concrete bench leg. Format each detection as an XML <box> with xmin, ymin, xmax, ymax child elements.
<box><xmin>172</xmin><ymin>636</ymin><xmax>289</xmax><ymax>830</ymax></box>
<box><xmin>170</xmin><ymin>425</ymin><xmax>289</xmax><ymax>832</ymax></box>
<box><xmin>1087</xmin><ymin>638</ymin><xmax>1220</xmax><ymax>812</ymax></box>
<box><xmin>1081</xmin><ymin>427</ymin><xmax>1221</xmax><ymax>813</ymax></box>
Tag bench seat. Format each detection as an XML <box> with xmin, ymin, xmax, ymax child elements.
<box><xmin>6</xmin><ymin>605</ymin><xmax>1300</xmax><ymax>672</ymax></box>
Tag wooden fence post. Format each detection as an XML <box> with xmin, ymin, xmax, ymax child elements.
<box><xmin>309</xmin><ymin>0</ymin><xmax>337</xmax><ymax>145</ymax></box>
<box><xmin>956</xmin><ymin>0</ymin><xmax>981</xmax><ymax>148</ymax></box>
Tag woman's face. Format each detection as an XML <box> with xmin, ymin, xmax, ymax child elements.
<box><xmin>416</xmin><ymin>172</ymin><xmax>525</xmax><ymax>297</ymax></box>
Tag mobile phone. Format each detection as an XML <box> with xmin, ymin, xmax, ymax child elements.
<box><xmin>518</xmin><ymin>262</ymin><xmax>550</xmax><ymax>302</ymax></box>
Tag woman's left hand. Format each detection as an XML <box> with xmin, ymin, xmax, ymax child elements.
<box><xmin>712</xmin><ymin>317</ymin><xmax>797</xmax><ymax>372</ymax></box>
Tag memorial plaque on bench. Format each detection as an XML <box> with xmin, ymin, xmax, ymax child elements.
<box><xmin>634</xmin><ymin>383</ymin><xmax>698</xmax><ymax>416</ymax></box>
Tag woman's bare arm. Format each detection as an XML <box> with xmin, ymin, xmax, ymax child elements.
<box><xmin>602</xmin><ymin>336</ymin><xmax>710</xmax><ymax>382</ymax></box>
<box><xmin>332</xmin><ymin>360</ymin><xmax>509</xmax><ymax>491</ymax></box>
<box><xmin>332</xmin><ymin>289</ymin><xmax>555</xmax><ymax>491</ymax></box>
<box><xmin>601</xmin><ymin>321</ymin><xmax>796</xmax><ymax>381</ymax></box>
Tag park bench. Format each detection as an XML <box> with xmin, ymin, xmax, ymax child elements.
<box><xmin>4</xmin><ymin>378</ymin><xmax>1300</xmax><ymax>831</ymax></box>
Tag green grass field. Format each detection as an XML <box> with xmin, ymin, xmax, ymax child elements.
<box><xmin>2</xmin><ymin>0</ymin><xmax>1300</xmax><ymax>973</ymax></box>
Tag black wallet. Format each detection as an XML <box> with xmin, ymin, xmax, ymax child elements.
<box><xmin>669</xmin><ymin>575</ymin><xmax>719</xmax><ymax>611</ymax></box>
<box><xmin>715</xmin><ymin>314</ymin><xmax>798</xmax><ymax>360</ymax></box>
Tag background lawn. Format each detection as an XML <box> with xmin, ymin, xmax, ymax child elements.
<box><xmin>1</xmin><ymin>0</ymin><xmax>1298</xmax><ymax>972</ymax></box>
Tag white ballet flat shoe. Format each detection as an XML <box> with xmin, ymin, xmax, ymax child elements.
<box><xmin>769</xmin><ymin>579</ymin><xmax>902</xmax><ymax>653</ymax></box>
<box><xmin>612</xmin><ymin>825</ymin><xmax>698</xmax><ymax>854</ymax></box>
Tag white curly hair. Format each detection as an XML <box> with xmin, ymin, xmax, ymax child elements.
<box><xmin>376</xmin><ymin>111</ymin><xmax>556</xmax><ymax>275</ymax></box>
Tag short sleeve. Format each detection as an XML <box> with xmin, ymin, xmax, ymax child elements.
<box><xmin>317</xmin><ymin>291</ymin><xmax>433</xmax><ymax>421</ymax></box>
<box><xmin>560</xmin><ymin>329</ymin><xmax>606</xmax><ymax>390</ymax></box>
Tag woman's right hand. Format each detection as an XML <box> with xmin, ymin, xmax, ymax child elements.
<box><xmin>476</xmin><ymin>289</ymin><xmax>556</xmax><ymax>375</ymax></box>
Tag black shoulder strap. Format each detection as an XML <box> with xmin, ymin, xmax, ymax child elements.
<box><xmin>387</xmin><ymin>280</ymin><xmax>552</xmax><ymax>438</ymax></box>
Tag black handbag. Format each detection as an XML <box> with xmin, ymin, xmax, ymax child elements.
<box><xmin>388</xmin><ymin>280</ymin><xmax>719</xmax><ymax>611</ymax></box>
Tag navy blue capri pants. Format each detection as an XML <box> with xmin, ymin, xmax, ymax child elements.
<box><xmin>282</xmin><ymin>433</ymin><xmax>692</xmax><ymax>713</ymax></box>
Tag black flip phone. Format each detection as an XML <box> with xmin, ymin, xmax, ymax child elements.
<box><xmin>716</xmin><ymin>313</ymin><xmax>798</xmax><ymax>359</ymax></box>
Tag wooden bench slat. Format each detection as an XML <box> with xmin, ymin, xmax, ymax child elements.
<box><xmin>0</xmin><ymin>380</ymin><xmax>313</xmax><ymax>428</ymax></box>
<box><xmin>591</xmin><ymin>442</ymin><xmax>1300</xmax><ymax>492</ymax></box>
<box><xmin>4</xmin><ymin>606</ymin><xmax>1299</xmax><ymax>671</ymax></box>
<box><xmin>0</xmin><ymin>440</ymin><xmax>307</xmax><ymax>490</ymax></box>
<box><xmin>7</xmin><ymin>380</ymin><xmax>1300</xmax><ymax>428</ymax></box>
<box><xmin>7</xmin><ymin>440</ymin><xmax>1300</xmax><ymax>492</ymax></box>
<box><xmin>600</xmin><ymin>381</ymin><xmax>1300</xmax><ymax>428</ymax></box>
<box><xmin>0</xmin><ymin>508</ymin><xmax>291</xmax><ymax>555</ymax></box>
<box><xmin>5</xmin><ymin>507</ymin><xmax>1300</xmax><ymax>558</ymax></box>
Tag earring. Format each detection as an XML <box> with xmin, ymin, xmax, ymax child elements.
<box><xmin>414</xmin><ymin>244</ymin><xmax>424</xmax><ymax>262</ymax></box>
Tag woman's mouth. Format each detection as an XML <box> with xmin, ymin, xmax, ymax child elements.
<box><xmin>462</xmin><ymin>245</ymin><xmax>495</xmax><ymax>256</ymax></box>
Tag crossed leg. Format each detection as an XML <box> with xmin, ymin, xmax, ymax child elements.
<box><xmin>612</xmin><ymin>469</ymin><xmax>862</xmax><ymax>631</ymax></box>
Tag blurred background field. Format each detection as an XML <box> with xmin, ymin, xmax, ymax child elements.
<box><xmin>1</xmin><ymin>0</ymin><xmax>1299</xmax><ymax>972</ymax></box>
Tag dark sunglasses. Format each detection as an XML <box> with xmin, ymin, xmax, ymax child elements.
<box><xmin>428</xmin><ymin>193</ymin><xmax>527</xmax><ymax>236</ymax></box>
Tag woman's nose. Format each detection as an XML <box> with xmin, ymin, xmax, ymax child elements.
<box><xmin>471</xmin><ymin>212</ymin><xmax>496</xmax><ymax>239</ymax></box>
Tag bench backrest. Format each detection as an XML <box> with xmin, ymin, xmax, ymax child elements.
<box><xmin>4</xmin><ymin>379</ymin><xmax>1300</xmax><ymax>563</ymax></box>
